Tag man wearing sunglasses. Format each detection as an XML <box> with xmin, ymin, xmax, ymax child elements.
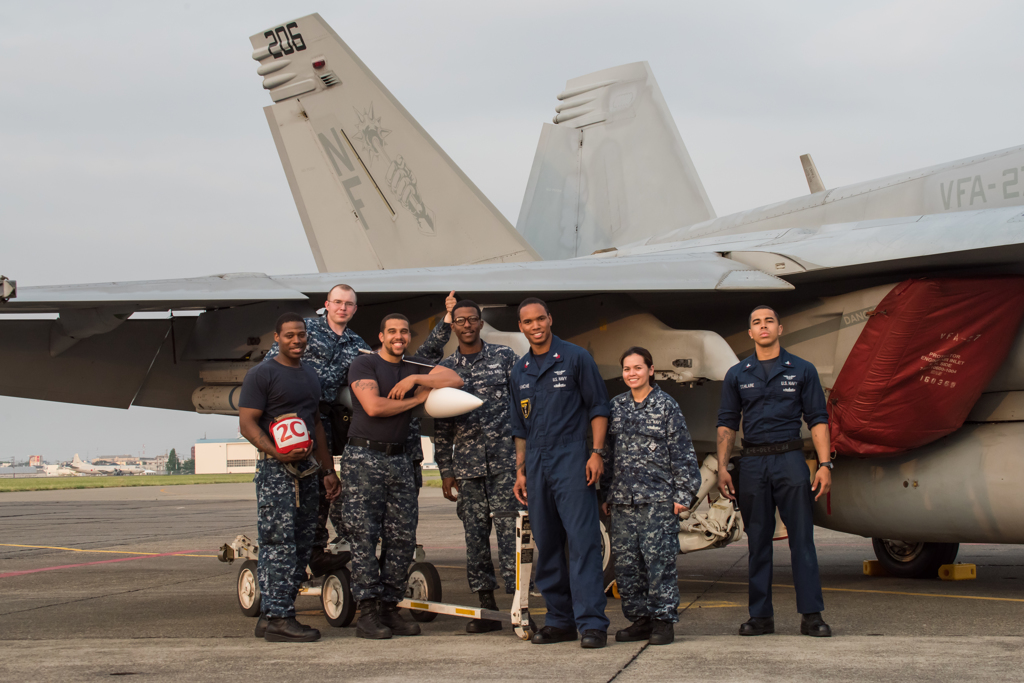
<box><xmin>434</xmin><ymin>300</ymin><xmax>521</xmax><ymax>633</ymax></box>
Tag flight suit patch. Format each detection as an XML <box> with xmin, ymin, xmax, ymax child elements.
<box><xmin>520</xmin><ymin>398</ymin><xmax>532</xmax><ymax>419</ymax></box>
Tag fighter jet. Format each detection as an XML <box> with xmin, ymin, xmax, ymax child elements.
<box><xmin>4</xmin><ymin>13</ymin><xmax>1024</xmax><ymax>578</ymax></box>
<box><xmin>69</xmin><ymin>454</ymin><xmax>152</xmax><ymax>476</ymax></box>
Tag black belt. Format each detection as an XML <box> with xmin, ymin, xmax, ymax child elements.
<box><xmin>740</xmin><ymin>439</ymin><xmax>805</xmax><ymax>457</ymax></box>
<box><xmin>348</xmin><ymin>437</ymin><xmax>405</xmax><ymax>455</ymax></box>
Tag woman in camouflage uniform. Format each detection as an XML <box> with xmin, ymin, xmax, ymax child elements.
<box><xmin>601</xmin><ymin>346</ymin><xmax>701</xmax><ymax>645</ymax></box>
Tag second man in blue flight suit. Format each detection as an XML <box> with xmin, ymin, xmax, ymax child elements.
<box><xmin>509</xmin><ymin>297</ymin><xmax>611</xmax><ymax>649</ymax></box>
<box><xmin>716</xmin><ymin>305</ymin><xmax>834</xmax><ymax>638</ymax></box>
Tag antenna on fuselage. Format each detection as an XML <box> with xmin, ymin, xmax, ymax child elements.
<box><xmin>800</xmin><ymin>153</ymin><xmax>826</xmax><ymax>194</ymax></box>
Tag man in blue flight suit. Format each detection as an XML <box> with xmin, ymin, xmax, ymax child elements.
<box><xmin>509</xmin><ymin>297</ymin><xmax>611</xmax><ymax>649</ymax></box>
<box><xmin>716</xmin><ymin>305</ymin><xmax>833</xmax><ymax>638</ymax></box>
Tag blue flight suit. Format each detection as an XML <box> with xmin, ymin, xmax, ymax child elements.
<box><xmin>509</xmin><ymin>335</ymin><xmax>611</xmax><ymax>634</ymax></box>
<box><xmin>717</xmin><ymin>348</ymin><xmax>829</xmax><ymax>618</ymax></box>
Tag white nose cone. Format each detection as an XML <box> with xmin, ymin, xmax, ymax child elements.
<box><xmin>423</xmin><ymin>387</ymin><xmax>483</xmax><ymax>418</ymax></box>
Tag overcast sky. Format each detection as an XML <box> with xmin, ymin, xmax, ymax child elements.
<box><xmin>3</xmin><ymin>0</ymin><xmax>1023</xmax><ymax>461</ymax></box>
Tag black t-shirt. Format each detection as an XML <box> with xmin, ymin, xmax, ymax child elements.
<box><xmin>239</xmin><ymin>359</ymin><xmax>322</xmax><ymax>443</ymax></box>
<box><xmin>348</xmin><ymin>354</ymin><xmax>432</xmax><ymax>444</ymax></box>
<box><xmin>462</xmin><ymin>351</ymin><xmax>481</xmax><ymax>364</ymax></box>
<box><xmin>759</xmin><ymin>357</ymin><xmax>778</xmax><ymax>378</ymax></box>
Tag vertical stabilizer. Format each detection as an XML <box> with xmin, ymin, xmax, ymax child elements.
<box><xmin>516</xmin><ymin>62</ymin><xmax>715</xmax><ymax>260</ymax></box>
<box><xmin>250</xmin><ymin>15</ymin><xmax>539</xmax><ymax>272</ymax></box>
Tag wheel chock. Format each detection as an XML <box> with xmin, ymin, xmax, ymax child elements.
<box><xmin>939</xmin><ymin>563</ymin><xmax>976</xmax><ymax>581</ymax></box>
<box><xmin>610</xmin><ymin>580</ymin><xmax>621</xmax><ymax>599</ymax></box>
<box><xmin>862</xmin><ymin>560</ymin><xmax>890</xmax><ymax>576</ymax></box>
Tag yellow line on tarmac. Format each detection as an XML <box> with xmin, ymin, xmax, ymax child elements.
<box><xmin>0</xmin><ymin>543</ymin><xmax>216</xmax><ymax>558</ymax></box>
<box><xmin>680</xmin><ymin>578</ymin><xmax>1024</xmax><ymax>603</ymax></box>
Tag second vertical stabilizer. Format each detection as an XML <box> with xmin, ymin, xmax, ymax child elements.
<box><xmin>516</xmin><ymin>62</ymin><xmax>715</xmax><ymax>260</ymax></box>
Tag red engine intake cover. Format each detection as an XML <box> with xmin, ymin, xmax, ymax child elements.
<box><xmin>828</xmin><ymin>277</ymin><xmax>1024</xmax><ymax>457</ymax></box>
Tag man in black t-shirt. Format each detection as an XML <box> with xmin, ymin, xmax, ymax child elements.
<box><xmin>239</xmin><ymin>313</ymin><xmax>340</xmax><ymax>643</ymax></box>
<box><xmin>344</xmin><ymin>313</ymin><xmax>463</xmax><ymax>640</ymax></box>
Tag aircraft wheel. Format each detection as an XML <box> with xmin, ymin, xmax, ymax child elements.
<box><xmin>872</xmin><ymin>538</ymin><xmax>959</xmax><ymax>579</ymax></box>
<box><xmin>407</xmin><ymin>562</ymin><xmax>442</xmax><ymax>622</ymax></box>
<box><xmin>322</xmin><ymin>567</ymin><xmax>355</xmax><ymax>627</ymax></box>
<box><xmin>237</xmin><ymin>560</ymin><xmax>261</xmax><ymax>617</ymax></box>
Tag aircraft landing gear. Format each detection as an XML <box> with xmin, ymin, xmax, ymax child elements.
<box><xmin>872</xmin><ymin>538</ymin><xmax>960</xmax><ymax>578</ymax></box>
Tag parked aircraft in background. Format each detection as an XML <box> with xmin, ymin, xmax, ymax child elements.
<box><xmin>69</xmin><ymin>455</ymin><xmax>154</xmax><ymax>476</ymax></box>
<box><xmin>3</xmin><ymin>13</ymin><xmax>1024</xmax><ymax>578</ymax></box>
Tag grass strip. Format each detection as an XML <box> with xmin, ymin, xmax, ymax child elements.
<box><xmin>0</xmin><ymin>473</ymin><xmax>254</xmax><ymax>493</ymax></box>
<box><xmin>2</xmin><ymin>470</ymin><xmax>444</xmax><ymax>492</ymax></box>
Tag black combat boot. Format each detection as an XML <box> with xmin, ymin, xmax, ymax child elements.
<box><xmin>580</xmin><ymin>629</ymin><xmax>608</xmax><ymax>649</ymax></box>
<box><xmin>615</xmin><ymin>616</ymin><xmax>653</xmax><ymax>642</ymax></box>
<box><xmin>254</xmin><ymin>615</ymin><xmax>268</xmax><ymax>638</ymax></box>
<box><xmin>263</xmin><ymin>616</ymin><xmax>321</xmax><ymax>642</ymax></box>
<box><xmin>739</xmin><ymin>616</ymin><xmax>775</xmax><ymax>636</ymax></box>
<box><xmin>379</xmin><ymin>602</ymin><xmax>421</xmax><ymax>636</ymax></box>
<box><xmin>308</xmin><ymin>546</ymin><xmax>349</xmax><ymax>577</ymax></box>
<box><xmin>355</xmin><ymin>599</ymin><xmax>393</xmax><ymax>640</ymax></box>
<box><xmin>466</xmin><ymin>590</ymin><xmax>503</xmax><ymax>633</ymax></box>
<box><xmin>648</xmin><ymin>619</ymin><xmax>675</xmax><ymax>645</ymax></box>
<box><xmin>800</xmin><ymin>612</ymin><xmax>832</xmax><ymax>637</ymax></box>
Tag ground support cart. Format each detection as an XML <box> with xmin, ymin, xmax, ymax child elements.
<box><xmin>218</xmin><ymin>511</ymin><xmax>537</xmax><ymax>638</ymax></box>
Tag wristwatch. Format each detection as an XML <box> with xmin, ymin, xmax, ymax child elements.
<box><xmin>591</xmin><ymin>447</ymin><xmax>607</xmax><ymax>457</ymax></box>
<box><xmin>818</xmin><ymin>461</ymin><xmax>834</xmax><ymax>471</ymax></box>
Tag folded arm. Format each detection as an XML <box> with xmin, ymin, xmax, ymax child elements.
<box><xmin>351</xmin><ymin>379</ymin><xmax>426</xmax><ymax>418</ymax></box>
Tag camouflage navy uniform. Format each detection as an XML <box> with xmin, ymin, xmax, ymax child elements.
<box><xmin>265</xmin><ymin>316</ymin><xmax>369</xmax><ymax>547</ymax></box>
<box><xmin>256</xmin><ymin>456</ymin><xmax>319</xmax><ymax>618</ymax></box>
<box><xmin>342</xmin><ymin>444</ymin><xmax>419</xmax><ymax>603</ymax></box>
<box><xmin>435</xmin><ymin>342</ymin><xmax>521</xmax><ymax>594</ymax></box>
<box><xmin>602</xmin><ymin>384</ymin><xmax>700</xmax><ymax>623</ymax></box>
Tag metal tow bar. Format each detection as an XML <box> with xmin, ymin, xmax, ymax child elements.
<box><xmin>397</xmin><ymin>510</ymin><xmax>537</xmax><ymax>640</ymax></box>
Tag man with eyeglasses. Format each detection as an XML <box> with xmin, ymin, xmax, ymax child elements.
<box><xmin>434</xmin><ymin>300</ymin><xmax>522</xmax><ymax>633</ymax></box>
<box><xmin>264</xmin><ymin>283</ymin><xmax>369</xmax><ymax>577</ymax></box>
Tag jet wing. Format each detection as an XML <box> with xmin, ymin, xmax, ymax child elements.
<box><xmin>0</xmin><ymin>253</ymin><xmax>788</xmax><ymax>410</ymax></box>
<box><xmin>2</xmin><ymin>252</ymin><xmax>791</xmax><ymax>315</ymax></box>
<box><xmin>6</xmin><ymin>272</ymin><xmax>309</xmax><ymax>314</ymax></box>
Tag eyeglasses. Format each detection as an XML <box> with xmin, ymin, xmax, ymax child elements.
<box><xmin>453</xmin><ymin>316</ymin><xmax>481</xmax><ymax>326</ymax></box>
<box><xmin>328</xmin><ymin>300</ymin><xmax>357</xmax><ymax>309</ymax></box>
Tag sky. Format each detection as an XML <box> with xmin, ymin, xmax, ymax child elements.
<box><xmin>3</xmin><ymin>0</ymin><xmax>1024</xmax><ymax>460</ymax></box>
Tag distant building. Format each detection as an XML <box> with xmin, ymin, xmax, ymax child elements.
<box><xmin>140</xmin><ymin>456</ymin><xmax>167</xmax><ymax>471</ymax></box>
<box><xmin>194</xmin><ymin>438</ymin><xmax>257</xmax><ymax>474</ymax></box>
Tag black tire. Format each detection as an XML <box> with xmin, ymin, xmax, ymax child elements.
<box><xmin>322</xmin><ymin>567</ymin><xmax>355</xmax><ymax>627</ymax></box>
<box><xmin>237</xmin><ymin>560</ymin><xmax>261</xmax><ymax>617</ymax></box>
<box><xmin>407</xmin><ymin>562</ymin><xmax>442</xmax><ymax>622</ymax></box>
<box><xmin>599</xmin><ymin>511</ymin><xmax>616</xmax><ymax>595</ymax></box>
<box><xmin>872</xmin><ymin>538</ymin><xmax>959</xmax><ymax>579</ymax></box>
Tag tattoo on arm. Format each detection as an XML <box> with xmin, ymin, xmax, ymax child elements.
<box><xmin>716</xmin><ymin>427</ymin><xmax>736</xmax><ymax>465</ymax></box>
<box><xmin>351</xmin><ymin>379</ymin><xmax>379</xmax><ymax>394</ymax></box>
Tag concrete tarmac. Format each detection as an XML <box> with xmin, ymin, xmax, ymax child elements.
<box><xmin>1</xmin><ymin>483</ymin><xmax>1022</xmax><ymax>682</ymax></box>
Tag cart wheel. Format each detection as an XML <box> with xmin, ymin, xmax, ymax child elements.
<box><xmin>407</xmin><ymin>562</ymin><xmax>442</xmax><ymax>622</ymax></box>
<box><xmin>237</xmin><ymin>560</ymin><xmax>261</xmax><ymax>617</ymax></box>
<box><xmin>322</xmin><ymin>567</ymin><xmax>355</xmax><ymax>627</ymax></box>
